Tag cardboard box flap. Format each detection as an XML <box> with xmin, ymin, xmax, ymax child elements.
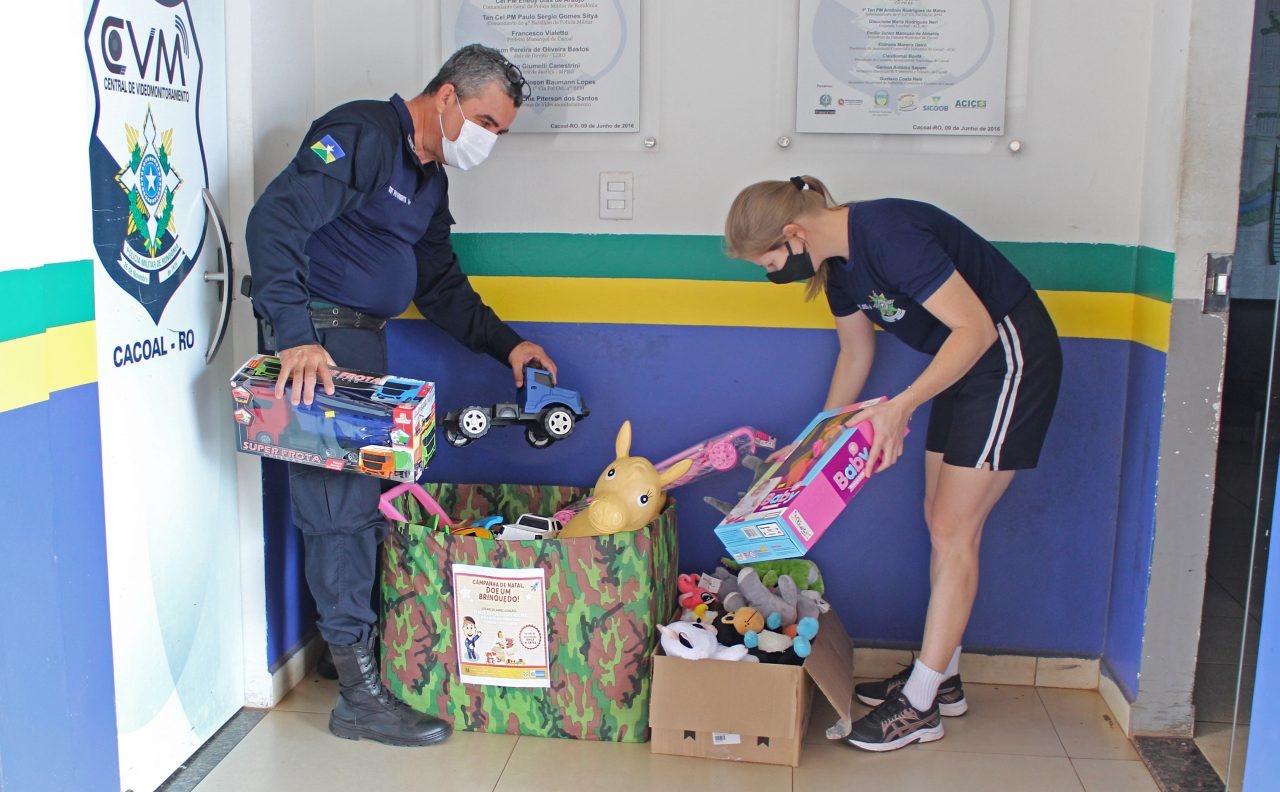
<box><xmin>805</xmin><ymin>608</ymin><xmax>855</xmax><ymax>739</ymax></box>
<box><xmin>650</xmin><ymin>654</ymin><xmax>808</xmax><ymax>738</ymax></box>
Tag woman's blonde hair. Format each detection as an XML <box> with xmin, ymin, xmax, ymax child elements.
<box><xmin>724</xmin><ymin>175</ymin><xmax>837</xmax><ymax>301</ymax></box>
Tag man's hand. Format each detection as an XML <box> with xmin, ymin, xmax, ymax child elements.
<box><xmin>508</xmin><ymin>341</ymin><xmax>557</xmax><ymax>387</ymax></box>
<box><xmin>275</xmin><ymin>343</ymin><xmax>336</xmax><ymax>405</ymax></box>
<box><xmin>846</xmin><ymin>392</ymin><xmax>915</xmax><ymax>476</ymax></box>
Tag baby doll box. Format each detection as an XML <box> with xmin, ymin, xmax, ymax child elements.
<box><xmin>379</xmin><ymin>482</ymin><xmax>678</xmax><ymax>742</ymax></box>
<box><xmin>648</xmin><ymin>608</ymin><xmax>855</xmax><ymax>767</ymax></box>
<box><xmin>713</xmin><ymin>398</ymin><xmax>887</xmax><ymax>563</ymax></box>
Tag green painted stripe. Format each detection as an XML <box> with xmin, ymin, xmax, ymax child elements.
<box><xmin>454</xmin><ymin>233</ymin><xmax>1171</xmax><ymax>300</ymax></box>
<box><xmin>1136</xmin><ymin>246</ymin><xmax>1176</xmax><ymax>303</ymax></box>
<box><xmin>0</xmin><ymin>260</ymin><xmax>95</xmax><ymax>343</ymax></box>
<box><xmin>0</xmin><ymin>268</ymin><xmax>46</xmax><ymax>343</ymax></box>
<box><xmin>992</xmin><ymin>242</ymin><xmax>1150</xmax><ymax>298</ymax></box>
<box><xmin>453</xmin><ymin>233</ymin><xmax>750</xmax><ymax>281</ymax></box>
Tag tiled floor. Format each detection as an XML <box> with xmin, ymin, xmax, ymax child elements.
<box><xmin>189</xmin><ymin>673</ymin><xmax>1159</xmax><ymax>791</ymax></box>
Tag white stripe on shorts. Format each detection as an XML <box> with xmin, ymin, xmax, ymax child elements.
<box><xmin>976</xmin><ymin>315</ymin><xmax>1026</xmax><ymax>470</ymax></box>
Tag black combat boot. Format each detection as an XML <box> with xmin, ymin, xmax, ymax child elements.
<box><xmin>328</xmin><ymin>635</ymin><xmax>452</xmax><ymax>746</ymax></box>
<box><xmin>315</xmin><ymin>642</ymin><xmax>338</xmax><ymax>680</ymax></box>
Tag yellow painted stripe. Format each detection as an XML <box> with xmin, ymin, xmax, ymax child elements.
<box><xmin>0</xmin><ymin>321</ymin><xmax>98</xmax><ymax>413</ymax></box>
<box><xmin>402</xmin><ymin>278</ymin><xmax>1170</xmax><ymax>352</ymax></box>
<box><xmin>46</xmin><ymin>321</ymin><xmax>98</xmax><ymax>392</ymax></box>
<box><xmin>1133</xmin><ymin>294</ymin><xmax>1172</xmax><ymax>353</ymax></box>
<box><xmin>0</xmin><ymin>334</ymin><xmax>50</xmax><ymax>413</ymax></box>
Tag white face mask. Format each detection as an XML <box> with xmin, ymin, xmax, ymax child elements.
<box><xmin>438</xmin><ymin>95</ymin><xmax>498</xmax><ymax>170</ymax></box>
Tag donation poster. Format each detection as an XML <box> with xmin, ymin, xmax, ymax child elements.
<box><xmin>441</xmin><ymin>0</ymin><xmax>640</xmax><ymax>133</ymax></box>
<box><xmin>796</xmin><ymin>0</ymin><xmax>1009</xmax><ymax>135</ymax></box>
<box><xmin>452</xmin><ymin>564</ymin><xmax>551</xmax><ymax>687</ymax></box>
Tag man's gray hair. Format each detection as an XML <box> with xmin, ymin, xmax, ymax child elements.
<box><xmin>425</xmin><ymin>44</ymin><xmax>527</xmax><ymax>107</ymax></box>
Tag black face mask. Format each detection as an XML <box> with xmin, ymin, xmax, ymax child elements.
<box><xmin>766</xmin><ymin>241</ymin><xmax>816</xmax><ymax>284</ymax></box>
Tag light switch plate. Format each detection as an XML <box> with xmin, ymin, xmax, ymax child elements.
<box><xmin>599</xmin><ymin>171</ymin><xmax>633</xmax><ymax>220</ymax></box>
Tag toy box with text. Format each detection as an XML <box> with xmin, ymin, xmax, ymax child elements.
<box><xmin>229</xmin><ymin>355</ymin><xmax>436</xmax><ymax>481</ymax></box>
<box><xmin>713</xmin><ymin>398</ymin><xmax>887</xmax><ymax>563</ymax></box>
<box><xmin>649</xmin><ymin>608</ymin><xmax>855</xmax><ymax>766</ymax></box>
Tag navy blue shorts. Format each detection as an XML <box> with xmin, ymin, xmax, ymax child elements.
<box><xmin>925</xmin><ymin>291</ymin><xmax>1062</xmax><ymax>471</ymax></box>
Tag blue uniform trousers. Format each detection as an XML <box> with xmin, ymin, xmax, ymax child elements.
<box><xmin>279</xmin><ymin>324</ymin><xmax>389</xmax><ymax>647</ymax></box>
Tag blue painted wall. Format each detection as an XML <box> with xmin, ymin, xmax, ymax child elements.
<box><xmin>1102</xmin><ymin>343</ymin><xmax>1166</xmax><ymax>697</ymax></box>
<box><xmin>261</xmin><ymin>459</ymin><xmax>316</xmax><ymax>670</ymax></box>
<box><xmin>368</xmin><ymin>318</ymin><xmax>1132</xmax><ymax>657</ymax></box>
<box><xmin>0</xmin><ymin>385</ymin><xmax>120</xmax><ymax>791</ymax></box>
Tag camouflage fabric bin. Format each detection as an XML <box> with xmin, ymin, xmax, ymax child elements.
<box><xmin>380</xmin><ymin>483</ymin><xmax>678</xmax><ymax>741</ymax></box>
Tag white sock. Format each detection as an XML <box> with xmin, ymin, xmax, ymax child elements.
<box><xmin>903</xmin><ymin>659</ymin><xmax>945</xmax><ymax>711</ymax></box>
<box><xmin>944</xmin><ymin>646</ymin><xmax>962</xmax><ymax>678</ymax></box>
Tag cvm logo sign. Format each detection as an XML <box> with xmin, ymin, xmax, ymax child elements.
<box><xmin>86</xmin><ymin>0</ymin><xmax>207</xmax><ymax>323</ymax></box>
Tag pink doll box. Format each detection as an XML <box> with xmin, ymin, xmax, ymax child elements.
<box><xmin>713</xmin><ymin>398</ymin><xmax>886</xmax><ymax>563</ymax></box>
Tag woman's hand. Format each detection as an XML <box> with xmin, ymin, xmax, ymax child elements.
<box><xmin>765</xmin><ymin>443</ymin><xmax>797</xmax><ymax>464</ymax></box>
<box><xmin>846</xmin><ymin>390</ymin><xmax>915</xmax><ymax>476</ymax></box>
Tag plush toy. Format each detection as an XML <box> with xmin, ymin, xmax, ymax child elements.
<box><xmin>658</xmin><ymin>621</ymin><xmax>757</xmax><ymax>662</ymax></box>
<box><xmin>679</xmin><ymin>603</ymin><xmax>717</xmax><ymax>625</ymax></box>
<box><xmin>797</xmin><ymin>589</ymin><xmax>831</xmax><ymax>620</ymax></box>
<box><xmin>744</xmin><ymin>616</ymin><xmax>820</xmax><ymax>662</ymax></box>
<box><xmin>560</xmin><ymin>421</ymin><xmax>694</xmax><ymax>538</ymax></box>
<box><xmin>737</xmin><ymin>567</ymin><xmax>800</xmax><ymax>625</ymax></box>
<box><xmin>721</xmin><ymin>557</ymin><xmax>825</xmax><ymax>595</ymax></box>
<box><xmin>706</xmin><ymin>566</ymin><xmax>745</xmax><ymax>612</ymax></box>
<box><xmin>720</xmin><ymin>605</ymin><xmax>765</xmax><ymax>635</ymax></box>
<box><xmin>677</xmin><ymin>573</ymin><xmax>719</xmax><ymax>610</ymax></box>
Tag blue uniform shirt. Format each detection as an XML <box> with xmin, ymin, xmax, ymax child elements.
<box><xmin>824</xmin><ymin>199</ymin><xmax>1030</xmax><ymax>355</ymax></box>
<box><xmin>246</xmin><ymin>94</ymin><xmax>522</xmax><ymax>360</ymax></box>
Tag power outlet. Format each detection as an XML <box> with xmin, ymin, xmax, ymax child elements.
<box><xmin>599</xmin><ymin>171</ymin><xmax>633</xmax><ymax>220</ymax></box>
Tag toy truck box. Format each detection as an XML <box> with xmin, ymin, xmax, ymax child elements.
<box><xmin>713</xmin><ymin>398</ymin><xmax>887</xmax><ymax>563</ymax></box>
<box><xmin>229</xmin><ymin>355</ymin><xmax>436</xmax><ymax>481</ymax></box>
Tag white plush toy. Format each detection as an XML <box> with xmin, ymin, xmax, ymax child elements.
<box><xmin>658</xmin><ymin>621</ymin><xmax>758</xmax><ymax>662</ymax></box>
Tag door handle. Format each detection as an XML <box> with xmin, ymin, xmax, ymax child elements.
<box><xmin>201</xmin><ymin>187</ymin><xmax>234</xmax><ymax>365</ymax></box>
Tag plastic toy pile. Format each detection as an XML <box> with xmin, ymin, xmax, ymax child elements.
<box><xmin>658</xmin><ymin>558</ymin><xmax>830</xmax><ymax>666</ymax></box>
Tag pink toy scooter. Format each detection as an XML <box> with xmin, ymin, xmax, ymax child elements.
<box><xmin>552</xmin><ymin>426</ymin><xmax>776</xmax><ymax>524</ymax></box>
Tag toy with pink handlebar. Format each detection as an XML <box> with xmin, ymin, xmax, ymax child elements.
<box><xmin>551</xmin><ymin>426</ymin><xmax>776</xmax><ymax>524</ymax></box>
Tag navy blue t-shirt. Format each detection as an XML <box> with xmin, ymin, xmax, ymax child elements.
<box><xmin>246</xmin><ymin>94</ymin><xmax>521</xmax><ymax>362</ymax></box>
<box><xmin>824</xmin><ymin>199</ymin><xmax>1030</xmax><ymax>355</ymax></box>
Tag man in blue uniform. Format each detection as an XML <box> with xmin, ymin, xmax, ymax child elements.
<box><xmin>246</xmin><ymin>44</ymin><xmax>556</xmax><ymax>747</ymax></box>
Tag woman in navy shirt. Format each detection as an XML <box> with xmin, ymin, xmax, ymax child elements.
<box><xmin>725</xmin><ymin>176</ymin><xmax>1062</xmax><ymax>752</ymax></box>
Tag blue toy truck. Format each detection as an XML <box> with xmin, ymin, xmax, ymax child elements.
<box><xmin>444</xmin><ymin>366</ymin><xmax>589</xmax><ymax>449</ymax></box>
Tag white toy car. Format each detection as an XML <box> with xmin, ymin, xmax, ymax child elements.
<box><xmin>495</xmin><ymin>513</ymin><xmax>564</xmax><ymax>541</ymax></box>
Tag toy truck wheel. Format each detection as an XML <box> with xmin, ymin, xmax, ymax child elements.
<box><xmin>457</xmin><ymin>407</ymin><xmax>490</xmax><ymax>439</ymax></box>
<box><xmin>541</xmin><ymin>406</ymin><xmax>575</xmax><ymax>440</ymax></box>
<box><xmin>524</xmin><ymin>426</ymin><xmax>554</xmax><ymax>449</ymax></box>
<box><xmin>445</xmin><ymin>427</ymin><xmax>472</xmax><ymax>448</ymax></box>
<box><xmin>255</xmin><ymin>432</ymin><xmax>274</xmax><ymax>444</ymax></box>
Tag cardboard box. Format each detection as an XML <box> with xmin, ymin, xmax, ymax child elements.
<box><xmin>380</xmin><ymin>482</ymin><xmax>678</xmax><ymax>742</ymax></box>
<box><xmin>714</xmin><ymin>399</ymin><xmax>884</xmax><ymax>563</ymax></box>
<box><xmin>649</xmin><ymin>608</ymin><xmax>855</xmax><ymax>766</ymax></box>
<box><xmin>229</xmin><ymin>355</ymin><xmax>436</xmax><ymax>481</ymax></box>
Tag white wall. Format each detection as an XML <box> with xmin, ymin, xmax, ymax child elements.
<box><xmin>224</xmin><ymin>0</ymin><xmax>320</xmax><ymax>707</ymax></box>
<box><xmin>1</xmin><ymin>3</ymin><xmax>94</xmax><ymax>271</ymax></box>
<box><xmin>304</xmin><ymin>0</ymin><xmax>1160</xmax><ymax>246</ymax></box>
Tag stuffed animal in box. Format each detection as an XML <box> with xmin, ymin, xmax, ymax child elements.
<box><xmin>677</xmin><ymin>573</ymin><xmax>718</xmax><ymax>610</ymax></box>
<box><xmin>560</xmin><ymin>421</ymin><xmax>693</xmax><ymax>538</ymax></box>
<box><xmin>658</xmin><ymin>621</ymin><xmax>757</xmax><ymax>662</ymax></box>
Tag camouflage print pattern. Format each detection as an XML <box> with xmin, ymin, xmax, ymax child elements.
<box><xmin>380</xmin><ymin>483</ymin><xmax>678</xmax><ymax>741</ymax></box>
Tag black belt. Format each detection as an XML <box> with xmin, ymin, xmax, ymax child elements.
<box><xmin>308</xmin><ymin>303</ymin><xmax>388</xmax><ymax>331</ymax></box>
